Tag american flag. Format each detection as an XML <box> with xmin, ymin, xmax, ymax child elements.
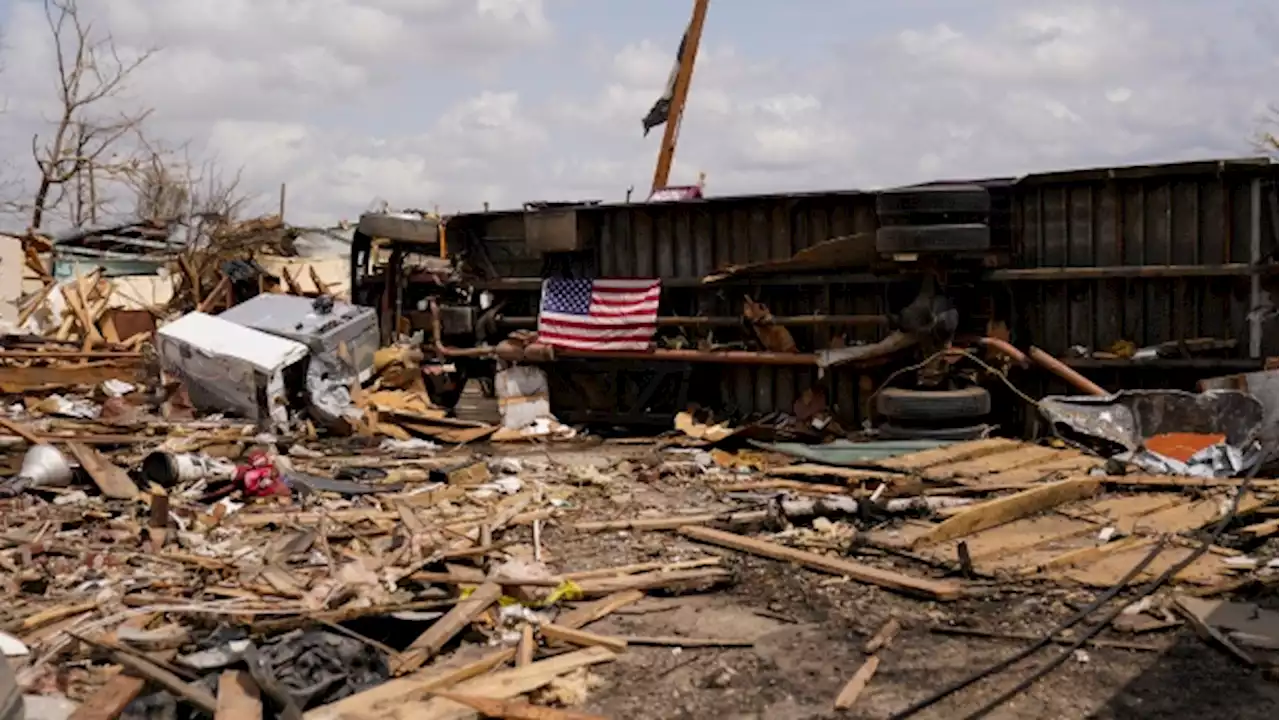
<box><xmin>537</xmin><ymin>278</ymin><xmax>662</xmax><ymax>351</ymax></box>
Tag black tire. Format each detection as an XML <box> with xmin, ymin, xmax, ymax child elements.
<box><xmin>878</xmin><ymin>422</ymin><xmax>992</xmax><ymax>441</ymax></box>
<box><xmin>357</xmin><ymin>212</ymin><xmax>439</xmax><ymax>243</ymax></box>
<box><xmin>876</xmin><ymin>223</ymin><xmax>991</xmax><ymax>254</ymax></box>
<box><xmin>876</xmin><ymin>184</ymin><xmax>991</xmax><ymax>217</ymax></box>
<box><xmin>876</xmin><ymin>386</ymin><xmax>991</xmax><ymax>421</ymax></box>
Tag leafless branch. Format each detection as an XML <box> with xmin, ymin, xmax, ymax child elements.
<box><xmin>29</xmin><ymin>0</ymin><xmax>156</xmax><ymax>229</ymax></box>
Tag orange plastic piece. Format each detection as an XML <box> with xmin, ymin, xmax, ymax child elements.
<box><xmin>1144</xmin><ymin>432</ymin><xmax>1226</xmax><ymax>462</ymax></box>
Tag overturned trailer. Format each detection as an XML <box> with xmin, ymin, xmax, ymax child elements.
<box><xmin>351</xmin><ymin>158</ymin><xmax>1278</xmax><ymax>433</ymax></box>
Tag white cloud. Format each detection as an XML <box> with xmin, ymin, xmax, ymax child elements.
<box><xmin>0</xmin><ymin>0</ymin><xmax>1273</xmax><ymax>228</ymax></box>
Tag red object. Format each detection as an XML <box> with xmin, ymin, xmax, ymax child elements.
<box><xmin>235</xmin><ymin>450</ymin><xmax>289</xmax><ymax>498</ymax></box>
<box><xmin>1144</xmin><ymin>432</ymin><xmax>1226</xmax><ymax>463</ymax></box>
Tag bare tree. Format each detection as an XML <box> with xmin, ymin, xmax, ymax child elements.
<box><xmin>128</xmin><ymin>141</ymin><xmax>251</xmax><ymax>225</ymax></box>
<box><xmin>1254</xmin><ymin>104</ymin><xmax>1278</xmax><ymax>160</ymax></box>
<box><xmin>28</xmin><ymin>0</ymin><xmax>154</xmax><ymax>230</ymax></box>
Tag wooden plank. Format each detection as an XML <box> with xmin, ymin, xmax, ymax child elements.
<box><xmin>766</xmin><ymin>464</ymin><xmax>903</xmax><ymax>483</ymax></box>
<box><xmin>305</xmin><ymin>648</ymin><xmax>514</xmax><ymax>720</ymax></box>
<box><xmin>1014</xmin><ymin>536</ymin><xmax>1147</xmax><ymax>576</ymax></box>
<box><xmin>833</xmin><ymin>655</ymin><xmax>880</xmax><ymax>710</ymax></box>
<box><xmin>911</xmin><ymin>478</ymin><xmax>1102</xmax><ymax>549</ymax></box>
<box><xmin>538</xmin><ymin>623</ymin><xmax>627</xmax><ymax>652</ymax></box>
<box><xmin>972</xmin><ymin>450</ymin><xmax>1105</xmax><ymax>484</ymax></box>
<box><xmin>562</xmin><ymin>558</ymin><xmax>720</xmax><ymax>581</ymax></box>
<box><xmin>430</xmin><ymin>692</ymin><xmax>608</xmax><ymax>720</ymax></box>
<box><xmin>67</xmin><ymin>442</ymin><xmax>139</xmax><ymax>500</ymax></box>
<box><xmin>555</xmin><ymin>589</ymin><xmax>645</xmax><ymax>630</ymax></box>
<box><xmin>216</xmin><ymin>670</ymin><xmax>262</xmax><ymax>720</ymax></box>
<box><xmin>0</xmin><ymin>364</ymin><xmax>139</xmax><ymax>391</ymax></box>
<box><xmin>875</xmin><ymin>438</ymin><xmax>1024</xmax><ymax>472</ymax></box>
<box><xmin>1105</xmin><ymin>475</ymin><xmax>1280</xmax><ymax>490</ymax></box>
<box><xmin>110</xmin><ymin>651</ymin><xmax>217</xmax><ymax>714</ymax></box>
<box><xmin>0</xmin><ymin>416</ymin><xmax>45</xmax><ymax>445</ymax></box>
<box><xmin>863</xmin><ymin>618</ymin><xmax>901</xmax><ymax>653</ymax></box>
<box><xmin>397</xmin><ymin>647</ymin><xmax>616</xmax><ymax>720</ymax></box>
<box><xmin>517</xmin><ymin>624</ymin><xmax>535</xmax><ymax>667</ymax></box>
<box><xmin>1239</xmin><ymin>519</ymin><xmax>1280</xmax><ymax>536</ymax></box>
<box><xmin>393</xmin><ymin>582</ymin><xmax>502</xmax><ymax>674</ymax></box>
<box><xmin>571</xmin><ymin>511</ymin><xmax>768</xmax><ymax>532</ymax></box>
<box><xmin>680</xmin><ymin>526</ymin><xmax>963</xmax><ymax>601</ymax></box>
<box><xmin>572</xmin><ymin>568</ymin><xmax>731</xmax><ymax>597</ymax></box>
<box><xmin>68</xmin><ymin>675</ymin><xmax>147</xmax><ymax>720</ymax></box>
<box><xmin>928</xmin><ymin>446</ymin><xmax>1074</xmax><ymax>482</ymax></box>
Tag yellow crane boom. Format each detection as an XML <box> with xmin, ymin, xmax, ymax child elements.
<box><xmin>651</xmin><ymin>0</ymin><xmax>710</xmax><ymax>195</ymax></box>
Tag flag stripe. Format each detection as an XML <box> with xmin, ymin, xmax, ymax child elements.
<box><xmin>537</xmin><ymin>277</ymin><xmax>661</xmax><ymax>352</ymax></box>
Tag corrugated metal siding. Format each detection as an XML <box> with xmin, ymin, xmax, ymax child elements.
<box><xmin>594</xmin><ymin>194</ymin><xmax>881</xmax><ymax>280</ymax></box>
<box><xmin>448</xmin><ymin>158</ymin><xmax>1278</xmax><ymax>425</ymax></box>
<box><xmin>1011</xmin><ymin>166</ymin><xmax>1278</xmax><ymax>358</ymax></box>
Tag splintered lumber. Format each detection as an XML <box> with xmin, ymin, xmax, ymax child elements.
<box><xmin>1104</xmin><ymin>475</ymin><xmax>1280</xmax><ymax>490</ymax></box>
<box><xmin>396</xmin><ymin>647</ymin><xmax>616</xmax><ymax>720</ymax></box>
<box><xmin>0</xmin><ymin>416</ymin><xmax>44</xmax><ymax>446</ymax></box>
<box><xmin>305</xmin><ymin>648</ymin><xmax>515</xmax><ymax>720</ymax></box>
<box><xmin>562</xmin><ymin>557</ymin><xmax>721</xmax><ymax>581</ymax></box>
<box><xmin>67</xmin><ymin>442</ymin><xmax>139</xmax><ymax>500</ymax></box>
<box><xmin>910</xmin><ymin>477</ymin><xmax>1102</xmax><ymax>549</ymax></box>
<box><xmin>216</xmin><ymin>670</ymin><xmax>262</xmax><ymax>720</ymax></box>
<box><xmin>12</xmin><ymin>600</ymin><xmax>98</xmax><ymax>633</ymax></box>
<box><xmin>430</xmin><ymin>692</ymin><xmax>609</xmax><ymax>720</ymax></box>
<box><xmin>68</xmin><ymin>675</ymin><xmax>147</xmax><ymax>720</ymax></box>
<box><xmin>555</xmin><ymin>590</ymin><xmax>645</xmax><ymax>630</ymax></box>
<box><xmin>713</xmin><ymin>479</ymin><xmax>850</xmax><ymax>494</ymax></box>
<box><xmin>517</xmin><ymin>625</ymin><xmax>535</xmax><ymax>667</ymax></box>
<box><xmin>0</xmin><ymin>365</ymin><xmax>140</xmax><ymax>391</ymax></box>
<box><xmin>394</xmin><ymin>582</ymin><xmax>502</xmax><ymax>674</ymax></box>
<box><xmin>64</xmin><ymin>613</ymin><xmax>164</xmax><ymax>720</ymax></box>
<box><xmin>863</xmin><ymin>618</ymin><xmax>901</xmax><ymax>654</ymax></box>
<box><xmin>538</xmin><ymin>623</ymin><xmax>627</xmax><ymax>652</ymax></box>
<box><xmin>572</xmin><ymin>568</ymin><xmax>731</xmax><ymax>597</ymax></box>
<box><xmin>833</xmin><ymin>655</ymin><xmax>880</xmax><ymax>710</ymax></box>
<box><xmin>875</xmin><ymin>438</ymin><xmax>1023</xmax><ymax>472</ymax></box>
<box><xmin>571</xmin><ymin>511</ymin><xmax>768</xmax><ymax>532</ymax></box>
<box><xmin>925</xmin><ymin>445</ymin><xmax>1066</xmax><ymax>482</ymax></box>
<box><xmin>110</xmin><ymin>651</ymin><xmax>218</xmax><ymax>714</ymax></box>
<box><xmin>679</xmin><ymin>526</ymin><xmax>963</xmax><ymax>601</ymax></box>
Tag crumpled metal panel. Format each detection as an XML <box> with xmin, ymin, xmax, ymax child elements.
<box><xmin>1038</xmin><ymin>389</ymin><xmax>1265</xmax><ymax>453</ymax></box>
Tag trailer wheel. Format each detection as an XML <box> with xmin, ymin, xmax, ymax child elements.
<box><xmin>878</xmin><ymin>422</ymin><xmax>992</xmax><ymax>441</ymax></box>
<box><xmin>876</xmin><ymin>184</ymin><xmax>991</xmax><ymax>218</ymax></box>
<box><xmin>876</xmin><ymin>386</ymin><xmax>991</xmax><ymax>421</ymax></box>
<box><xmin>875</xmin><ymin>223</ymin><xmax>991</xmax><ymax>253</ymax></box>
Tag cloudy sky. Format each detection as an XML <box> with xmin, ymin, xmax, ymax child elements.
<box><xmin>0</xmin><ymin>0</ymin><xmax>1276</xmax><ymax>226</ymax></box>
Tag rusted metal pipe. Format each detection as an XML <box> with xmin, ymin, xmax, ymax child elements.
<box><xmin>1028</xmin><ymin>346</ymin><xmax>1109</xmax><ymax>396</ymax></box>
<box><xmin>496</xmin><ymin>314</ymin><xmax>888</xmax><ymax>329</ymax></box>
<box><xmin>974</xmin><ymin>337</ymin><xmax>1030</xmax><ymax>368</ymax></box>
<box><xmin>492</xmin><ymin>340</ymin><xmax>818</xmax><ymax>366</ymax></box>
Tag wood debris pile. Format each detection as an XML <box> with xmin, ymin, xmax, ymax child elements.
<box><xmin>0</xmin><ymin>413</ymin><xmax>1276</xmax><ymax>717</ymax></box>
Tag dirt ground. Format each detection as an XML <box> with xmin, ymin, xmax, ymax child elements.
<box><xmin>500</xmin><ymin>443</ymin><xmax>1279</xmax><ymax>720</ymax></box>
